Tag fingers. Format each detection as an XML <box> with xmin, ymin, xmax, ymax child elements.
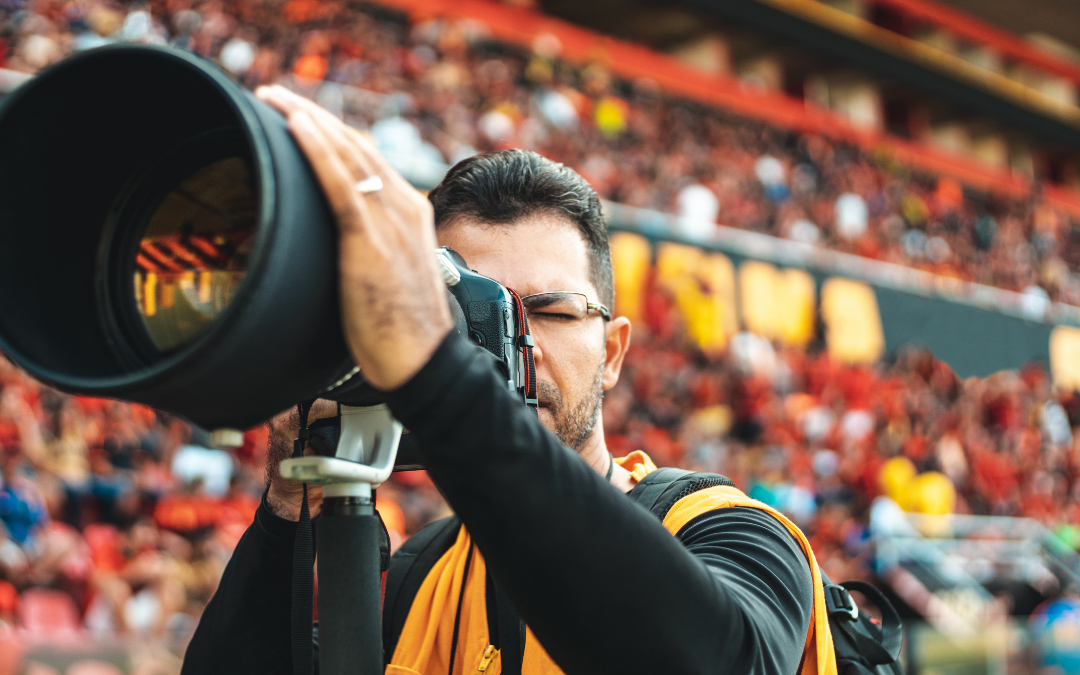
<box><xmin>288</xmin><ymin>111</ymin><xmax>380</xmax><ymax>244</ymax></box>
<box><xmin>292</xmin><ymin>111</ymin><xmax>406</xmax><ymax>245</ymax></box>
<box><xmin>309</xmin><ymin>114</ymin><xmax>384</xmax><ymax>203</ymax></box>
<box><xmin>257</xmin><ymin>85</ymin><xmax>413</xmax><ymax>194</ymax></box>
<box><xmin>255</xmin><ymin>84</ymin><xmax>308</xmax><ymax>116</ymax></box>
<box><xmin>258</xmin><ymin>85</ymin><xmax>438</xmax><ymax>276</ymax></box>
<box><xmin>347</xmin><ymin>126</ymin><xmax>412</xmax><ymax>192</ymax></box>
<box><xmin>258</xmin><ymin>86</ymin><xmax>376</xmax><ymax>189</ymax></box>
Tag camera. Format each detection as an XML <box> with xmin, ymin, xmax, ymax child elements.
<box><xmin>0</xmin><ymin>43</ymin><xmax>534</xmax><ymax>449</ymax></box>
<box><xmin>0</xmin><ymin>43</ymin><xmax>537</xmax><ymax>675</ymax></box>
<box><xmin>310</xmin><ymin>246</ymin><xmax>536</xmax><ymax>470</ymax></box>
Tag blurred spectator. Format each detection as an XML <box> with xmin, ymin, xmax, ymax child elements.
<box><xmin>1030</xmin><ymin>590</ymin><xmax>1080</xmax><ymax>673</ymax></box>
<box><xmin>676</xmin><ymin>183</ymin><xmax>720</xmax><ymax>238</ymax></box>
<box><xmin>170</xmin><ymin>445</ymin><xmax>231</xmax><ymax>498</ymax></box>
<box><xmin>834</xmin><ymin>192</ymin><xmax>868</xmax><ymax>241</ymax></box>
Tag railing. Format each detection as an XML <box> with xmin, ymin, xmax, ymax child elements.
<box><xmin>872</xmin><ymin>498</ymin><xmax>1080</xmax><ymax>636</ymax></box>
<box><xmin>867</xmin><ymin>0</ymin><xmax>1080</xmax><ymax>87</ymax></box>
<box><xmin>370</xmin><ymin>0</ymin><xmax>1080</xmax><ymax>218</ymax></box>
<box><xmin>604</xmin><ymin>201</ymin><xmax>1080</xmax><ymax>327</ymax></box>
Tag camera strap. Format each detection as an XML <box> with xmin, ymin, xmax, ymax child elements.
<box><xmin>507</xmin><ymin>289</ymin><xmax>538</xmax><ymax>416</ymax></box>
<box><xmin>291</xmin><ymin>400</ymin><xmax>316</xmax><ymax>675</ymax></box>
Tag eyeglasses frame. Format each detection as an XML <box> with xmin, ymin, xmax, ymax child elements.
<box><xmin>518</xmin><ymin>291</ymin><xmax>612</xmax><ymax>322</ymax></box>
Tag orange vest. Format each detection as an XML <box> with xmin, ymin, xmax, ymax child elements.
<box><xmin>385</xmin><ymin>453</ymin><xmax>838</xmax><ymax>675</ymax></box>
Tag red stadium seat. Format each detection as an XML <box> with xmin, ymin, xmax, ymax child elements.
<box><xmin>17</xmin><ymin>589</ymin><xmax>81</xmax><ymax>639</ymax></box>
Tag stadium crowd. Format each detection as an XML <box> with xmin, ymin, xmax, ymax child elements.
<box><xmin>0</xmin><ymin>267</ymin><xmax>1079</xmax><ymax>655</ymax></box>
<box><xmin>2</xmin><ymin>0</ymin><xmax>1080</xmax><ymax>305</ymax></box>
<box><xmin>2</xmin><ymin>0</ymin><xmax>1080</xmax><ymax>670</ymax></box>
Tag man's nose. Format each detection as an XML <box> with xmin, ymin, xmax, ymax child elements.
<box><xmin>530</xmin><ymin>336</ymin><xmax>544</xmax><ymax>370</ymax></box>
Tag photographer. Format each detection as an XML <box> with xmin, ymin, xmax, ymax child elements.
<box><xmin>180</xmin><ymin>86</ymin><xmax>817</xmax><ymax>675</ymax></box>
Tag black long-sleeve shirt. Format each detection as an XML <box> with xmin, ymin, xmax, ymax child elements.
<box><xmin>182</xmin><ymin>331</ymin><xmax>813</xmax><ymax>675</ymax></box>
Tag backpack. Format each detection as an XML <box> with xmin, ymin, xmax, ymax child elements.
<box><xmin>629</xmin><ymin>468</ymin><xmax>905</xmax><ymax>675</ymax></box>
<box><xmin>383</xmin><ymin>468</ymin><xmax>906</xmax><ymax>675</ymax></box>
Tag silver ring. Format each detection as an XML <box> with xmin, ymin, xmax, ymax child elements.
<box><xmin>355</xmin><ymin>175</ymin><xmax>383</xmax><ymax>194</ymax></box>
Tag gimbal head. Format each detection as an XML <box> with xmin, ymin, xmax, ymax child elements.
<box><xmin>280</xmin><ymin>404</ymin><xmax>403</xmax><ymax>499</ymax></box>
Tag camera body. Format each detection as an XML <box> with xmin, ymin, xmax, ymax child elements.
<box><xmin>307</xmin><ymin>247</ymin><xmax>533</xmax><ymax>470</ymax></box>
<box><xmin>441</xmin><ymin>247</ymin><xmax>528</xmax><ymax>400</ymax></box>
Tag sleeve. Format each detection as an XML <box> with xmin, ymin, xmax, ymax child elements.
<box><xmin>181</xmin><ymin>496</ymin><xmax>299</xmax><ymax>675</ymax></box>
<box><xmin>675</xmin><ymin>507</ymin><xmax>815</xmax><ymax>675</ymax></box>
<box><xmin>383</xmin><ymin>331</ymin><xmax>813</xmax><ymax>675</ymax></box>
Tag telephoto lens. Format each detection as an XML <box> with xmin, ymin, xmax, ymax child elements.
<box><xmin>0</xmin><ymin>44</ymin><xmax>361</xmax><ymax>431</ymax></box>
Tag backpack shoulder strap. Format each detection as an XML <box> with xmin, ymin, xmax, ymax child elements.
<box><xmin>825</xmin><ymin>580</ymin><xmax>904</xmax><ymax>670</ymax></box>
<box><xmin>633</xmin><ymin>474</ymin><xmax>841</xmax><ymax>675</ymax></box>
<box><xmin>382</xmin><ymin>515</ymin><xmax>462</xmax><ymax>661</ymax></box>
<box><xmin>629</xmin><ymin>468</ymin><xmax>903</xmax><ymax>674</ymax></box>
<box><xmin>627</xmin><ymin>468</ymin><xmax>737</xmax><ymax>521</ymax></box>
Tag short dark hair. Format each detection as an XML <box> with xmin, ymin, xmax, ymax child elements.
<box><xmin>428</xmin><ymin>149</ymin><xmax>613</xmax><ymax>308</ymax></box>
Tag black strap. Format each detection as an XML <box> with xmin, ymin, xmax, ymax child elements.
<box><xmin>819</xmin><ymin>573</ymin><xmax>904</xmax><ymax>670</ymax></box>
<box><xmin>383</xmin><ymin>517</ymin><xmax>463</xmax><ymax>659</ymax></box>
<box><xmin>447</xmin><ymin>541</ymin><xmax>476</xmax><ymax>675</ymax></box>
<box><xmin>604</xmin><ymin>453</ymin><xmax>615</xmax><ymax>482</ymax></box>
<box><xmin>446</xmin><ymin>547</ymin><xmax>523</xmax><ymax>675</ymax></box>
<box><xmin>291</xmin><ymin>401</ymin><xmax>316</xmax><ymax>675</ymax></box>
<box><xmin>834</xmin><ymin>622</ymin><xmax>898</xmax><ymax>668</ymax></box>
<box><xmin>627</xmin><ymin>467</ymin><xmax>695</xmax><ymax>513</ymax></box>
<box><xmin>627</xmin><ymin>468</ymin><xmax>736</xmax><ymax>523</ymax></box>
<box><xmin>838</xmin><ymin>581</ymin><xmax>904</xmax><ymax>661</ymax></box>
<box><xmin>494</xmin><ymin>584</ymin><xmax>525</xmax><ymax>675</ymax></box>
<box><xmin>507</xmin><ymin>289</ymin><xmax>538</xmax><ymax>415</ymax></box>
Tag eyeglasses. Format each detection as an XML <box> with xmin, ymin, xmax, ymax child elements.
<box><xmin>519</xmin><ymin>292</ymin><xmax>611</xmax><ymax>330</ymax></box>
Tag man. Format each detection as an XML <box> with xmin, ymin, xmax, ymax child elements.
<box><xmin>181</xmin><ymin>86</ymin><xmax>820</xmax><ymax>675</ymax></box>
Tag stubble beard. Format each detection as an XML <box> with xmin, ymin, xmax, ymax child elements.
<box><xmin>265</xmin><ymin>411</ymin><xmax>298</xmax><ymax>488</ymax></box>
<box><xmin>538</xmin><ymin>358</ymin><xmax>606</xmax><ymax>452</ymax></box>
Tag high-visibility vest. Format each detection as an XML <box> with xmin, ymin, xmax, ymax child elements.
<box><xmin>386</xmin><ymin>456</ymin><xmax>837</xmax><ymax>675</ymax></box>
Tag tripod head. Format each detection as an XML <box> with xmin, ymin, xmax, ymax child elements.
<box><xmin>280</xmin><ymin>404</ymin><xmax>402</xmax><ymax>500</ymax></box>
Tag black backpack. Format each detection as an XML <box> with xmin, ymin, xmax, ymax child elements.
<box><xmin>629</xmin><ymin>468</ymin><xmax>906</xmax><ymax>675</ymax></box>
<box><xmin>383</xmin><ymin>468</ymin><xmax>907</xmax><ymax>675</ymax></box>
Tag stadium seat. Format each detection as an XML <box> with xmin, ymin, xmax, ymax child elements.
<box><xmin>17</xmin><ymin>589</ymin><xmax>81</xmax><ymax>639</ymax></box>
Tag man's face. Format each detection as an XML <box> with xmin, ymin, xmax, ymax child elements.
<box><xmin>437</xmin><ymin>214</ymin><xmax>629</xmax><ymax>451</ymax></box>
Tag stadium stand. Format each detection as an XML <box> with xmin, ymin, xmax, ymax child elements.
<box><xmin>4</xmin><ymin>0</ymin><xmax>1080</xmax><ymax>300</ymax></box>
<box><xmin>1</xmin><ymin>0</ymin><xmax>1080</xmax><ymax>671</ymax></box>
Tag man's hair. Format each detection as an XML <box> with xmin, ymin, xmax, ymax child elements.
<box><xmin>428</xmin><ymin>149</ymin><xmax>614</xmax><ymax>308</ymax></box>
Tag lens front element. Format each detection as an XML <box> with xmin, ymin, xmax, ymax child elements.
<box><xmin>134</xmin><ymin>157</ymin><xmax>256</xmax><ymax>353</ymax></box>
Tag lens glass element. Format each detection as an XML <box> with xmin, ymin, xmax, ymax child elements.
<box><xmin>133</xmin><ymin>157</ymin><xmax>256</xmax><ymax>353</ymax></box>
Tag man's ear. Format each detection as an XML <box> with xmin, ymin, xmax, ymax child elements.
<box><xmin>602</xmin><ymin>317</ymin><xmax>632</xmax><ymax>390</ymax></box>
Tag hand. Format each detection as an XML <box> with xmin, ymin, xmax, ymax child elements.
<box><xmin>263</xmin><ymin>400</ymin><xmax>338</xmax><ymax>521</ymax></box>
<box><xmin>255</xmin><ymin>85</ymin><xmax>453</xmax><ymax>390</ymax></box>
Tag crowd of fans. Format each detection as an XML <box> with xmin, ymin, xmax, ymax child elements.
<box><xmin>3</xmin><ymin>0</ymin><xmax>1080</xmax><ymax>304</ymax></box>
<box><xmin>2</xmin><ymin>0</ymin><xmax>1080</xmax><ymax>670</ymax></box>
<box><xmin>610</xmin><ymin>279</ymin><xmax>1080</xmax><ymax>584</ymax></box>
<box><xmin>0</xmin><ymin>267</ymin><xmax>1079</xmax><ymax>665</ymax></box>
<box><xmin>0</xmin><ymin>348</ymin><xmax>444</xmax><ymax>671</ymax></box>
